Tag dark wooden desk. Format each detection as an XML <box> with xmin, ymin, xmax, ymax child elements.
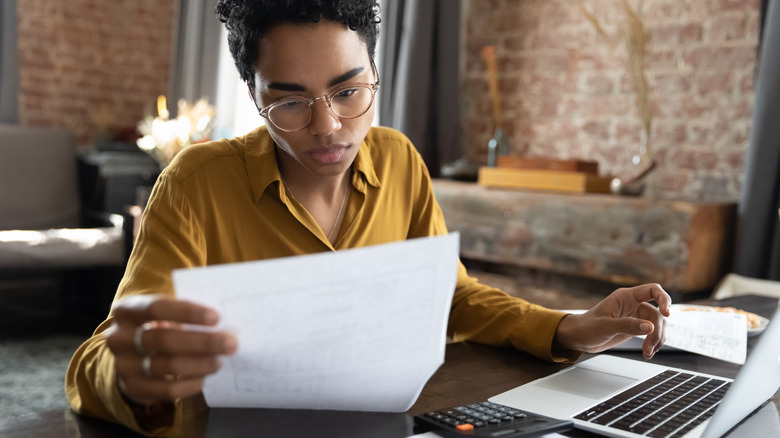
<box><xmin>2</xmin><ymin>295</ymin><xmax>778</xmax><ymax>437</ymax></box>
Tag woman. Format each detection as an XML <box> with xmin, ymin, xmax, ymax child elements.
<box><xmin>66</xmin><ymin>1</ymin><xmax>670</xmax><ymax>436</ymax></box>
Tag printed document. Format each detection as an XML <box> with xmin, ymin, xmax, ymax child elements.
<box><xmin>173</xmin><ymin>233</ymin><xmax>460</xmax><ymax>411</ymax></box>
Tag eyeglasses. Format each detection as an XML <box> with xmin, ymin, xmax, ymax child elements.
<box><xmin>257</xmin><ymin>82</ymin><xmax>380</xmax><ymax>132</ymax></box>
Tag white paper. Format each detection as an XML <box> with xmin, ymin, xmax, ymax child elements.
<box><xmin>664</xmin><ymin>309</ymin><xmax>747</xmax><ymax>364</ymax></box>
<box><xmin>563</xmin><ymin>307</ymin><xmax>747</xmax><ymax>363</ymax></box>
<box><xmin>173</xmin><ymin>233</ymin><xmax>459</xmax><ymax>412</ymax></box>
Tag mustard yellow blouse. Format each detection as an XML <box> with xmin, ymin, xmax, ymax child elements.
<box><xmin>66</xmin><ymin>126</ymin><xmax>575</xmax><ymax>436</ymax></box>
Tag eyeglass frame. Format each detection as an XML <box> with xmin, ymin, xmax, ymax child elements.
<box><xmin>250</xmin><ymin>60</ymin><xmax>380</xmax><ymax>133</ymax></box>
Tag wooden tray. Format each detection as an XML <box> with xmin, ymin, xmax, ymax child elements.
<box><xmin>496</xmin><ymin>156</ymin><xmax>599</xmax><ymax>174</ymax></box>
<box><xmin>478</xmin><ymin>167</ymin><xmax>612</xmax><ymax>194</ymax></box>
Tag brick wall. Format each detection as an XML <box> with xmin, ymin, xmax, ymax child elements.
<box><xmin>462</xmin><ymin>0</ymin><xmax>760</xmax><ymax>201</ymax></box>
<box><xmin>16</xmin><ymin>0</ymin><xmax>177</xmax><ymax>146</ymax></box>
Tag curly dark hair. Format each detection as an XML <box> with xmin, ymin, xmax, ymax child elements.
<box><xmin>215</xmin><ymin>0</ymin><xmax>381</xmax><ymax>88</ymax></box>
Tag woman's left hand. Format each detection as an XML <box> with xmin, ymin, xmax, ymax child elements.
<box><xmin>554</xmin><ymin>283</ymin><xmax>672</xmax><ymax>359</ymax></box>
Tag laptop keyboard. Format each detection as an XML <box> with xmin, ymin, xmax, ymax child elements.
<box><xmin>573</xmin><ymin>370</ymin><xmax>731</xmax><ymax>437</ymax></box>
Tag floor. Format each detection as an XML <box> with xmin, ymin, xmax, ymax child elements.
<box><xmin>0</xmin><ymin>332</ymin><xmax>87</xmax><ymax>421</ymax></box>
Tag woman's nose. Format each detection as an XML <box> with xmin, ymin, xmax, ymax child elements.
<box><xmin>307</xmin><ymin>98</ymin><xmax>341</xmax><ymax>136</ymax></box>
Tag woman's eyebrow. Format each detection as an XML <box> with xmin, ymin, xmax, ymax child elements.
<box><xmin>266</xmin><ymin>66</ymin><xmax>366</xmax><ymax>92</ymax></box>
<box><xmin>327</xmin><ymin>67</ymin><xmax>365</xmax><ymax>87</ymax></box>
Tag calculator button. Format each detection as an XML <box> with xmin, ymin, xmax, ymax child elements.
<box><xmin>456</xmin><ymin>423</ymin><xmax>474</xmax><ymax>431</ymax></box>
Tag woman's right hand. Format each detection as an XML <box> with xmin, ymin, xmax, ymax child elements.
<box><xmin>103</xmin><ymin>295</ymin><xmax>238</xmax><ymax>406</ymax></box>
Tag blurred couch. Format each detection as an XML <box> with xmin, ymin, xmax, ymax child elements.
<box><xmin>0</xmin><ymin>124</ymin><xmax>127</xmax><ymax>330</ymax></box>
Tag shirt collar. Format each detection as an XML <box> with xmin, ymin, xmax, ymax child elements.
<box><xmin>244</xmin><ymin>126</ymin><xmax>281</xmax><ymax>203</ymax></box>
<box><xmin>353</xmin><ymin>134</ymin><xmax>381</xmax><ymax>189</ymax></box>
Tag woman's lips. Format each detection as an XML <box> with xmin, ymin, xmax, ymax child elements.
<box><xmin>308</xmin><ymin>145</ymin><xmax>349</xmax><ymax>164</ymax></box>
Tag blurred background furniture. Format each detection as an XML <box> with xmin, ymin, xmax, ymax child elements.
<box><xmin>435</xmin><ymin>180</ymin><xmax>737</xmax><ymax>302</ymax></box>
<box><xmin>711</xmin><ymin>273</ymin><xmax>780</xmax><ymax>300</ymax></box>
<box><xmin>0</xmin><ymin>124</ymin><xmax>128</xmax><ymax>331</ymax></box>
<box><xmin>77</xmin><ymin>141</ymin><xmax>160</xmax><ymax>248</ymax></box>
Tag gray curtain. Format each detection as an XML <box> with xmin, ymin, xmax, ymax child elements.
<box><xmin>733</xmin><ymin>0</ymin><xmax>780</xmax><ymax>280</ymax></box>
<box><xmin>0</xmin><ymin>0</ymin><xmax>19</xmax><ymax>124</ymax></box>
<box><xmin>167</xmin><ymin>0</ymin><xmax>222</xmax><ymax>114</ymax></box>
<box><xmin>379</xmin><ymin>0</ymin><xmax>462</xmax><ymax>177</ymax></box>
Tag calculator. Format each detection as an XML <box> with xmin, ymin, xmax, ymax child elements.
<box><xmin>413</xmin><ymin>401</ymin><xmax>572</xmax><ymax>437</ymax></box>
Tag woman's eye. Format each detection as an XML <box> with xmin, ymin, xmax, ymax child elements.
<box><xmin>334</xmin><ymin>88</ymin><xmax>358</xmax><ymax>100</ymax></box>
<box><xmin>278</xmin><ymin>100</ymin><xmax>307</xmax><ymax>111</ymax></box>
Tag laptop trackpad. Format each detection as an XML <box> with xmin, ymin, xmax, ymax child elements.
<box><xmin>535</xmin><ymin>366</ymin><xmax>638</xmax><ymax>400</ymax></box>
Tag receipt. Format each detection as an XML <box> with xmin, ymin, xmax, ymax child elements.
<box><xmin>664</xmin><ymin>309</ymin><xmax>747</xmax><ymax>364</ymax></box>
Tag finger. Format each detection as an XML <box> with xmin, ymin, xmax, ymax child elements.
<box><xmin>112</xmin><ymin>295</ymin><xmax>220</xmax><ymax>327</ymax></box>
<box><xmin>637</xmin><ymin>300</ymin><xmax>666</xmax><ymax>336</ymax></box>
<box><xmin>642</xmin><ymin>329</ymin><xmax>666</xmax><ymax>359</ymax></box>
<box><xmin>116</xmin><ymin>354</ymin><xmax>223</xmax><ymax>379</ymax></box>
<box><xmin>629</xmin><ymin>283</ymin><xmax>672</xmax><ymax>316</ymax></box>
<box><xmin>120</xmin><ymin>375</ymin><xmax>206</xmax><ymax>404</ymax></box>
<box><xmin>145</xmin><ymin>329</ymin><xmax>238</xmax><ymax>356</ymax></box>
<box><xmin>600</xmin><ymin>315</ymin><xmax>654</xmax><ymax>337</ymax></box>
<box><xmin>641</xmin><ymin>308</ymin><xmax>667</xmax><ymax>359</ymax></box>
<box><xmin>108</xmin><ymin>327</ymin><xmax>237</xmax><ymax>355</ymax></box>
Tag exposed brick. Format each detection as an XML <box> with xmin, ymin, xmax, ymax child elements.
<box><xmin>521</xmin><ymin>72</ymin><xmax>579</xmax><ymax>94</ymax></box>
<box><xmin>646</xmin><ymin>47</ymin><xmax>680</xmax><ymax>70</ymax></box>
<box><xmin>687</xmin><ymin>121</ymin><xmax>736</xmax><ymax>149</ymax></box>
<box><xmin>651</xmin><ymin>121</ymin><xmax>688</xmax><ymax>148</ymax></box>
<box><xmin>580</xmin><ymin>72</ymin><xmax>615</xmax><ymax>95</ymax></box>
<box><xmin>724</xmin><ymin>150</ymin><xmax>745</xmax><ymax>169</ymax></box>
<box><xmin>682</xmin><ymin>45</ymin><xmax>757</xmax><ymax>69</ymax></box>
<box><xmin>707</xmin><ymin>14</ymin><xmax>748</xmax><ymax>41</ymax></box>
<box><xmin>708</xmin><ymin>0</ymin><xmax>761</xmax><ymax>13</ymax></box>
<box><xmin>615</xmin><ymin>120</ymin><xmax>643</xmax><ymax>145</ymax></box>
<box><xmin>696</xmin><ymin>71</ymin><xmax>734</xmax><ymax>95</ymax></box>
<box><xmin>738</xmin><ymin>70</ymin><xmax>755</xmax><ymax>93</ymax></box>
<box><xmin>670</xmin><ymin>148</ymin><xmax>720</xmax><ymax>170</ymax></box>
<box><xmin>566</xmin><ymin>50</ymin><xmax>625</xmax><ymax>72</ymax></box>
<box><xmin>651</xmin><ymin>72</ymin><xmax>692</xmax><ymax>94</ymax></box>
<box><xmin>16</xmin><ymin>0</ymin><xmax>176</xmax><ymax>146</ymax></box>
<box><xmin>580</xmin><ymin>120</ymin><xmax>612</xmax><ymax>142</ymax></box>
<box><xmin>650</xmin><ymin>23</ymin><xmax>703</xmax><ymax>46</ymax></box>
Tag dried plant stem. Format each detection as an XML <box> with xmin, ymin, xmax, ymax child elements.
<box><xmin>577</xmin><ymin>2</ymin><xmax>614</xmax><ymax>47</ymax></box>
<box><xmin>580</xmin><ymin>0</ymin><xmax>652</xmax><ymax>161</ymax></box>
<box><xmin>621</xmin><ymin>0</ymin><xmax>651</xmax><ymax>156</ymax></box>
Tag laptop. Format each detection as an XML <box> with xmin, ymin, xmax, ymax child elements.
<box><xmin>489</xmin><ymin>301</ymin><xmax>780</xmax><ymax>438</ymax></box>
